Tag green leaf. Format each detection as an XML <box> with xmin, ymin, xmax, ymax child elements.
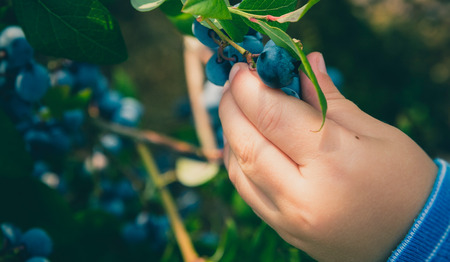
<box><xmin>277</xmin><ymin>0</ymin><xmax>320</xmax><ymax>23</ymax></box>
<box><xmin>159</xmin><ymin>0</ymin><xmax>184</xmax><ymax>16</ymax></box>
<box><xmin>210</xmin><ymin>218</ymin><xmax>238</xmax><ymax>262</ymax></box>
<box><xmin>42</xmin><ymin>86</ymin><xmax>92</xmax><ymax>119</ymax></box>
<box><xmin>167</xmin><ymin>12</ymin><xmax>195</xmax><ymax>36</ymax></box>
<box><xmin>237</xmin><ymin>0</ymin><xmax>297</xmax><ymax>33</ymax></box>
<box><xmin>131</xmin><ymin>0</ymin><xmax>166</xmax><ymax>12</ymax></box>
<box><xmin>218</xmin><ymin>13</ymin><xmax>248</xmax><ymax>43</ymax></box>
<box><xmin>255</xmin><ymin>20</ymin><xmax>327</xmax><ymax>130</ymax></box>
<box><xmin>0</xmin><ymin>110</ymin><xmax>33</xmax><ymax>178</ymax></box>
<box><xmin>13</xmin><ymin>0</ymin><xmax>127</xmax><ymax>64</ymax></box>
<box><xmin>182</xmin><ymin>0</ymin><xmax>232</xmax><ymax>19</ymax></box>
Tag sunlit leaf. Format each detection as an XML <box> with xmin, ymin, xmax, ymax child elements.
<box><xmin>131</xmin><ymin>0</ymin><xmax>166</xmax><ymax>12</ymax></box>
<box><xmin>277</xmin><ymin>0</ymin><xmax>320</xmax><ymax>23</ymax></box>
<box><xmin>182</xmin><ymin>0</ymin><xmax>232</xmax><ymax>19</ymax></box>
<box><xmin>175</xmin><ymin>157</ymin><xmax>219</xmax><ymax>186</ymax></box>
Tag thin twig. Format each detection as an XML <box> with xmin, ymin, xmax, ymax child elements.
<box><xmin>92</xmin><ymin>117</ymin><xmax>222</xmax><ymax>161</ymax></box>
<box><xmin>136</xmin><ymin>143</ymin><xmax>204</xmax><ymax>262</ymax></box>
<box><xmin>183</xmin><ymin>36</ymin><xmax>221</xmax><ymax>163</ymax></box>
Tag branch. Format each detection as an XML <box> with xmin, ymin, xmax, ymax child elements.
<box><xmin>91</xmin><ymin>117</ymin><xmax>222</xmax><ymax>161</ymax></box>
<box><xmin>136</xmin><ymin>143</ymin><xmax>204</xmax><ymax>262</ymax></box>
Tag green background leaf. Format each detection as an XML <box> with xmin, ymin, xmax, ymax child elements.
<box><xmin>182</xmin><ymin>0</ymin><xmax>232</xmax><ymax>19</ymax></box>
<box><xmin>13</xmin><ymin>0</ymin><xmax>128</xmax><ymax>64</ymax></box>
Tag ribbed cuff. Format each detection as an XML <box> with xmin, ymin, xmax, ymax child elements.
<box><xmin>388</xmin><ymin>158</ymin><xmax>450</xmax><ymax>262</ymax></box>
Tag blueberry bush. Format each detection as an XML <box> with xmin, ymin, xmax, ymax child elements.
<box><xmin>1</xmin><ymin>0</ymin><xmax>448</xmax><ymax>261</ymax></box>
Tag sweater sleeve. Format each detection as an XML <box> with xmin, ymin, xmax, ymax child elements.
<box><xmin>388</xmin><ymin>158</ymin><xmax>450</xmax><ymax>262</ymax></box>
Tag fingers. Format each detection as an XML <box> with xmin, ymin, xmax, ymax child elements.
<box><xmin>225</xmin><ymin>63</ymin><xmax>343</xmax><ymax>163</ymax></box>
<box><xmin>219</xmin><ymin>86</ymin><xmax>303</xmax><ymax>197</ymax></box>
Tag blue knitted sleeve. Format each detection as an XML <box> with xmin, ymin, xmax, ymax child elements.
<box><xmin>388</xmin><ymin>158</ymin><xmax>450</xmax><ymax>262</ymax></box>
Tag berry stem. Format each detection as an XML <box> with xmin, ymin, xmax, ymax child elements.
<box><xmin>136</xmin><ymin>143</ymin><xmax>203</xmax><ymax>262</ymax></box>
<box><xmin>203</xmin><ymin>19</ymin><xmax>256</xmax><ymax>68</ymax></box>
<box><xmin>203</xmin><ymin>19</ymin><xmax>244</xmax><ymax>57</ymax></box>
<box><xmin>228</xmin><ymin>7</ymin><xmax>279</xmax><ymax>21</ymax></box>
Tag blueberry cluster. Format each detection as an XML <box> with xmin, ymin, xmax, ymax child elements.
<box><xmin>121</xmin><ymin>211</ymin><xmax>170</xmax><ymax>249</ymax></box>
<box><xmin>1</xmin><ymin>223</ymin><xmax>53</xmax><ymax>262</ymax></box>
<box><xmin>192</xmin><ymin>21</ymin><xmax>302</xmax><ymax>98</ymax></box>
<box><xmin>0</xmin><ymin>25</ymin><xmax>145</xmax><ymax>188</ymax></box>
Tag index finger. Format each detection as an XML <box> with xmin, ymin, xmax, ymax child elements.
<box><xmin>226</xmin><ymin>63</ymin><xmax>343</xmax><ymax>164</ymax></box>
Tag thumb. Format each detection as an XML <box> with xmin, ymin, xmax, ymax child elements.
<box><xmin>300</xmin><ymin>52</ymin><xmax>384</xmax><ymax>135</ymax></box>
<box><xmin>300</xmin><ymin>52</ymin><xmax>344</xmax><ymax>111</ymax></box>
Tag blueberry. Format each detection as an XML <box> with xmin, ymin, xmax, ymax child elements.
<box><xmin>62</xmin><ymin>109</ymin><xmax>84</xmax><ymax>133</ymax></box>
<box><xmin>100</xmin><ymin>197</ymin><xmax>125</xmax><ymax>217</ymax></box>
<box><xmin>192</xmin><ymin>20</ymin><xmax>220</xmax><ymax>48</ymax></box>
<box><xmin>0</xmin><ymin>26</ymin><xmax>33</xmax><ymax>70</ymax></box>
<box><xmin>111</xmin><ymin>97</ymin><xmax>143</xmax><ymax>127</ymax></box>
<box><xmin>256</xmin><ymin>44</ymin><xmax>298</xmax><ymax>89</ymax></box>
<box><xmin>100</xmin><ymin>133</ymin><xmax>122</xmax><ymax>155</ymax></box>
<box><xmin>20</xmin><ymin>228</ymin><xmax>53</xmax><ymax>257</ymax></box>
<box><xmin>115</xmin><ymin>179</ymin><xmax>136</xmax><ymax>200</ymax></box>
<box><xmin>281</xmin><ymin>76</ymin><xmax>301</xmax><ymax>99</ymax></box>
<box><xmin>0</xmin><ymin>26</ymin><xmax>25</xmax><ymax>47</ymax></box>
<box><xmin>205</xmin><ymin>53</ymin><xmax>232</xmax><ymax>86</ymax></box>
<box><xmin>0</xmin><ymin>222</ymin><xmax>22</xmax><ymax>246</ymax></box>
<box><xmin>97</xmin><ymin>90</ymin><xmax>122</xmax><ymax>119</ymax></box>
<box><xmin>71</xmin><ymin>63</ymin><xmax>101</xmax><ymax>92</ymax></box>
<box><xmin>6</xmin><ymin>38</ymin><xmax>34</xmax><ymax>70</ymax></box>
<box><xmin>281</xmin><ymin>87</ymin><xmax>300</xmax><ymax>99</ymax></box>
<box><xmin>32</xmin><ymin>161</ymin><xmax>50</xmax><ymax>178</ymax></box>
<box><xmin>122</xmin><ymin>222</ymin><xmax>148</xmax><ymax>244</ymax></box>
<box><xmin>15</xmin><ymin>62</ymin><xmax>51</xmax><ymax>102</ymax></box>
<box><xmin>1</xmin><ymin>91</ymin><xmax>33</xmax><ymax>122</ymax></box>
<box><xmin>51</xmin><ymin>69</ymin><xmax>74</xmax><ymax>87</ymax></box>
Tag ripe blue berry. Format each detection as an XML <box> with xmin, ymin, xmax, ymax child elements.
<box><xmin>0</xmin><ymin>222</ymin><xmax>22</xmax><ymax>246</ymax></box>
<box><xmin>62</xmin><ymin>109</ymin><xmax>84</xmax><ymax>133</ymax></box>
<box><xmin>97</xmin><ymin>90</ymin><xmax>122</xmax><ymax>119</ymax></box>
<box><xmin>122</xmin><ymin>222</ymin><xmax>148</xmax><ymax>244</ymax></box>
<box><xmin>6</xmin><ymin>38</ymin><xmax>34</xmax><ymax>70</ymax></box>
<box><xmin>20</xmin><ymin>228</ymin><xmax>53</xmax><ymax>257</ymax></box>
<box><xmin>256</xmin><ymin>43</ymin><xmax>298</xmax><ymax>89</ymax></box>
<box><xmin>0</xmin><ymin>26</ymin><xmax>34</xmax><ymax>70</ymax></box>
<box><xmin>192</xmin><ymin>20</ymin><xmax>220</xmax><ymax>48</ymax></box>
<box><xmin>281</xmin><ymin>76</ymin><xmax>301</xmax><ymax>99</ymax></box>
<box><xmin>205</xmin><ymin>53</ymin><xmax>232</xmax><ymax>86</ymax></box>
<box><xmin>15</xmin><ymin>62</ymin><xmax>51</xmax><ymax>102</ymax></box>
<box><xmin>111</xmin><ymin>97</ymin><xmax>143</xmax><ymax>127</ymax></box>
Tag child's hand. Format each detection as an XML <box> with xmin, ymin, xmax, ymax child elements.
<box><xmin>218</xmin><ymin>52</ymin><xmax>438</xmax><ymax>261</ymax></box>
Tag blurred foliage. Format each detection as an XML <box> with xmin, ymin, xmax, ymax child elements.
<box><xmin>289</xmin><ymin>0</ymin><xmax>450</xmax><ymax>156</ymax></box>
<box><xmin>0</xmin><ymin>0</ymin><xmax>448</xmax><ymax>261</ymax></box>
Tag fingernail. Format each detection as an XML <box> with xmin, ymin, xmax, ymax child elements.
<box><xmin>317</xmin><ymin>53</ymin><xmax>327</xmax><ymax>74</ymax></box>
<box><xmin>228</xmin><ymin>64</ymin><xmax>241</xmax><ymax>83</ymax></box>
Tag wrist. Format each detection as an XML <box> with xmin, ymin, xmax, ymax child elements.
<box><xmin>388</xmin><ymin>158</ymin><xmax>450</xmax><ymax>261</ymax></box>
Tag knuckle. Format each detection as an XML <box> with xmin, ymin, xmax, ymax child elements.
<box><xmin>256</xmin><ymin>99</ymin><xmax>283</xmax><ymax>134</ymax></box>
<box><xmin>234</xmin><ymin>137</ymin><xmax>257</xmax><ymax>175</ymax></box>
